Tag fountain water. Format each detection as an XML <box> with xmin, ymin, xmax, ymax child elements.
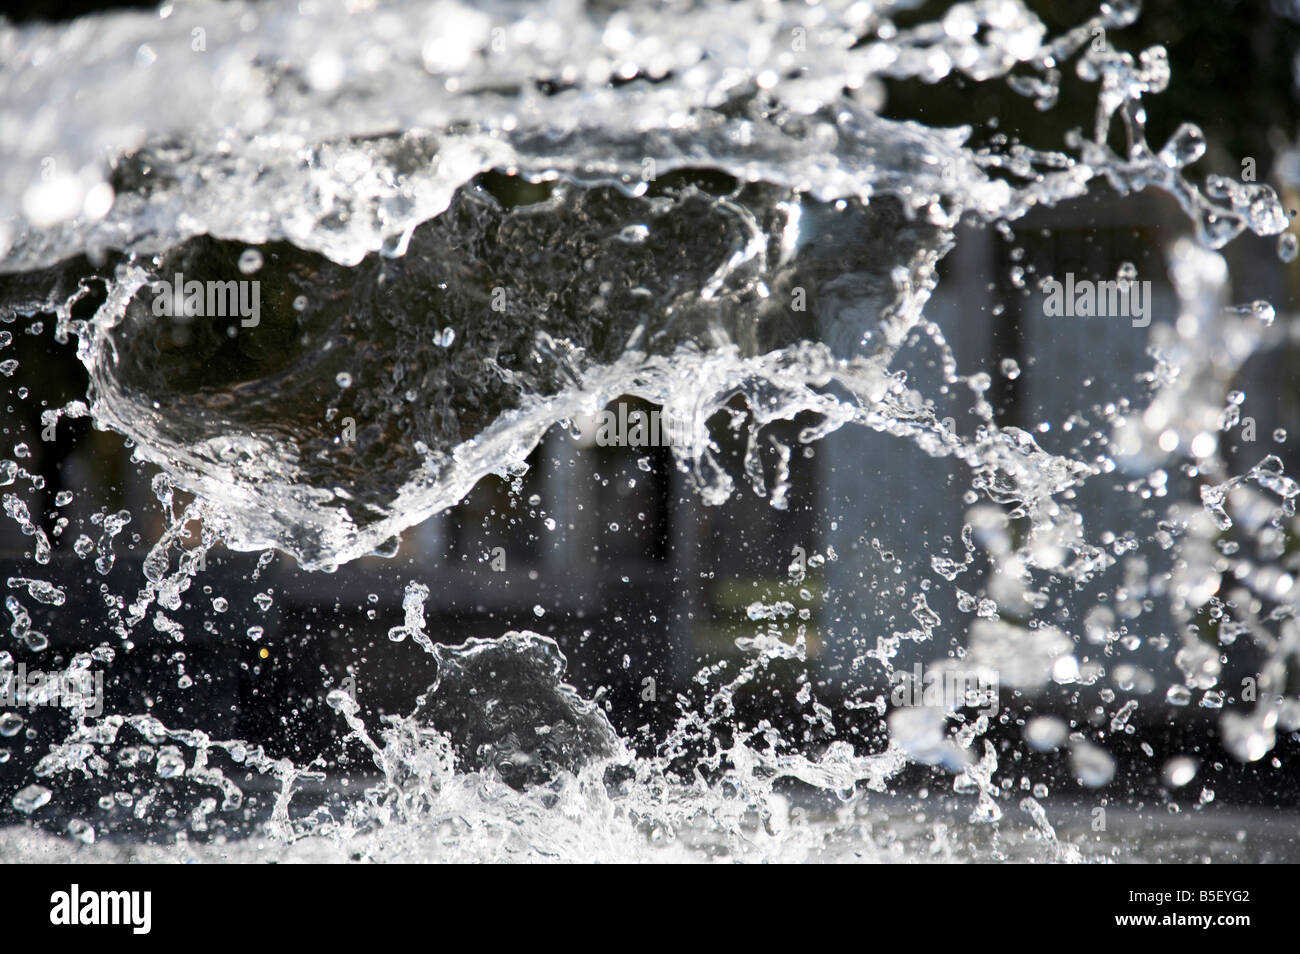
<box><xmin>0</xmin><ymin>0</ymin><xmax>1297</xmax><ymax>862</ymax></box>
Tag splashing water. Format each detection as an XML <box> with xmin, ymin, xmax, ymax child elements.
<box><xmin>0</xmin><ymin>0</ymin><xmax>1298</xmax><ymax>862</ymax></box>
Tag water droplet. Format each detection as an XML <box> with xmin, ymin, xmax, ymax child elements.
<box><xmin>1024</xmin><ymin>716</ymin><xmax>1067</xmax><ymax>752</ymax></box>
<box><xmin>66</xmin><ymin>817</ymin><xmax>95</xmax><ymax>844</ymax></box>
<box><xmin>237</xmin><ymin>248</ymin><xmax>264</xmax><ymax>274</ymax></box>
<box><xmin>1161</xmin><ymin>756</ymin><xmax>1197</xmax><ymax>788</ymax></box>
<box><xmin>1219</xmin><ymin>710</ymin><xmax>1275</xmax><ymax>762</ymax></box>
<box><xmin>12</xmin><ymin>784</ymin><xmax>51</xmax><ymax>814</ymax></box>
<box><xmin>155</xmin><ymin>746</ymin><xmax>186</xmax><ymax>778</ymax></box>
<box><xmin>1157</xmin><ymin>123</ymin><xmax>1205</xmax><ymax>168</ymax></box>
<box><xmin>1068</xmin><ymin>740</ymin><xmax>1115</xmax><ymax>787</ymax></box>
<box><xmin>1278</xmin><ymin>232</ymin><xmax>1298</xmax><ymax>263</ymax></box>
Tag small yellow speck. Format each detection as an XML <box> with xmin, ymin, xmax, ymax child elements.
<box><xmin>258</xmin><ymin>648</ymin><xmax>269</xmax><ymax>659</ymax></box>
